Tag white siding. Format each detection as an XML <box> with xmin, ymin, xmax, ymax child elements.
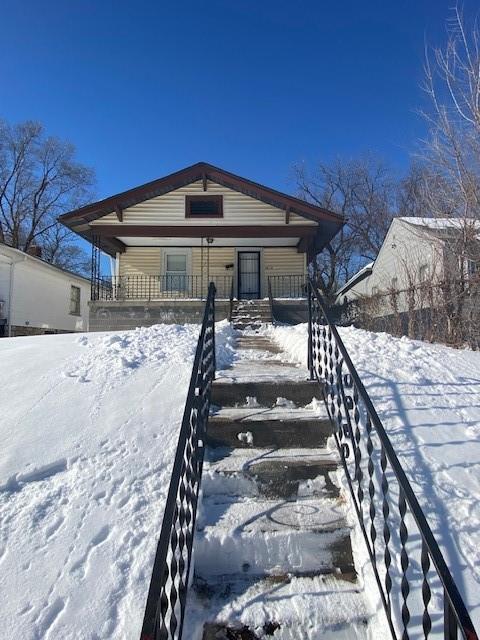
<box><xmin>0</xmin><ymin>247</ymin><xmax>89</xmax><ymax>332</ymax></box>
<box><xmin>118</xmin><ymin>247</ymin><xmax>162</xmax><ymax>276</ymax></box>
<box><xmin>191</xmin><ymin>247</ymin><xmax>235</xmax><ymax>277</ymax></box>
<box><xmin>344</xmin><ymin>220</ymin><xmax>445</xmax><ymax>313</ymax></box>
<box><xmin>263</xmin><ymin>248</ymin><xmax>306</xmax><ymax>297</ymax></box>
<box><xmin>91</xmin><ymin>180</ymin><xmax>316</xmax><ymax>228</ymax></box>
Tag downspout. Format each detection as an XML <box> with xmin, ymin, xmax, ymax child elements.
<box><xmin>7</xmin><ymin>253</ymin><xmax>28</xmax><ymax>337</ymax></box>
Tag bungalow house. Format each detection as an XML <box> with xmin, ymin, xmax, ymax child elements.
<box><xmin>337</xmin><ymin>217</ymin><xmax>480</xmax><ymax>308</ymax></box>
<box><xmin>334</xmin><ymin>217</ymin><xmax>480</xmax><ymax>346</ymax></box>
<box><xmin>0</xmin><ymin>243</ymin><xmax>90</xmax><ymax>337</ymax></box>
<box><xmin>59</xmin><ymin>162</ymin><xmax>343</xmax><ymax>330</ymax></box>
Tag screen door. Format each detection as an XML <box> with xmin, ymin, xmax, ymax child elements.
<box><xmin>238</xmin><ymin>251</ymin><xmax>260</xmax><ymax>299</ymax></box>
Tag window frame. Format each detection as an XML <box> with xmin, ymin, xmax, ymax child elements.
<box><xmin>419</xmin><ymin>264</ymin><xmax>429</xmax><ymax>283</ymax></box>
<box><xmin>185</xmin><ymin>195</ymin><xmax>223</xmax><ymax>219</ymax></box>
<box><xmin>69</xmin><ymin>285</ymin><xmax>81</xmax><ymax>316</ymax></box>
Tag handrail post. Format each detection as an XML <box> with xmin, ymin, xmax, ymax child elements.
<box><xmin>307</xmin><ymin>281</ymin><xmax>314</xmax><ymax>380</ymax></box>
<box><xmin>445</xmin><ymin>595</ymin><xmax>458</xmax><ymax>640</ymax></box>
<box><xmin>267</xmin><ymin>277</ymin><xmax>274</xmax><ymax>320</ymax></box>
<box><xmin>228</xmin><ymin>277</ymin><xmax>234</xmax><ymax>322</ymax></box>
<box><xmin>212</xmin><ymin>282</ymin><xmax>216</xmax><ymax>380</ymax></box>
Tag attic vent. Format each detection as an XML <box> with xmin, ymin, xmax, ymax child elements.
<box><xmin>185</xmin><ymin>195</ymin><xmax>223</xmax><ymax>218</ymax></box>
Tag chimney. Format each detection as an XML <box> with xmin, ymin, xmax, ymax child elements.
<box><xmin>27</xmin><ymin>245</ymin><xmax>42</xmax><ymax>259</ymax></box>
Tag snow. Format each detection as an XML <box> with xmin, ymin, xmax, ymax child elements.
<box><xmin>398</xmin><ymin>216</ymin><xmax>480</xmax><ymax>232</ymax></box>
<box><xmin>264</xmin><ymin>322</ymin><xmax>480</xmax><ymax>630</ymax></box>
<box><xmin>0</xmin><ymin>322</ymin><xmax>235</xmax><ymax>640</ymax></box>
<box><xmin>2</xmin><ymin>317</ymin><xmax>479</xmax><ymax>638</ymax></box>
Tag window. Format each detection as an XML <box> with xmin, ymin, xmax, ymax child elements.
<box><xmin>419</xmin><ymin>264</ymin><xmax>429</xmax><ymax>283</ymax></box>
<box><xmin>185</xmin><ymin>195</ymin><xmax>223</xmax><ymax>218</ymax></box>
<box><xmin>70</xmin><ymin>286</ymin><xmax>81</xmax><ymax>315</ymax></box>
<box><xmin>166</xmin><ymin>254</ymin><xmax>187</xmax><ymax>273</ymax></box>
<box><xmin>391</xmin><ymin>277</ymin><xmax>398</xmax><ymax>290</ymax></box>
<box><xmin>372</xmin><ymin>286</ymin><xmax>379</xmax><ymax>296</ymax></box>
<box><xmin>165</xmin><ymin>251</ymin><xmax>188</xmax><ymax>292</ymax></box>
<box><xmin>466</xmin><ymin>259</ymin><xmax>478</xmax><ymax>278</ymax></box>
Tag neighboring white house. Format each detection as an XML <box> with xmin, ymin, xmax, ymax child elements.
<box><xmin>0</xmin><ymin>243</ymin><xmax>90</xmax><ymax>337</ymax></box>
<box><xmin>336</xmin><ymin>217</ymin><xmax>480</xmax><ymax>313</ymax></box>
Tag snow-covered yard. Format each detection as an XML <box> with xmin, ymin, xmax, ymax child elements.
<box><xmin>265</xmin><ymin>323</ymin><xmax>480</xmax><ymax>631</ymax></box>
<box><xmin>0</xmin><ymin>323</ymin><xmax>235</xmax><ymax>639</ymax></box>
<box><xmin>1</xmin><ymin>321</ymin><xmax>479</xmax><ymax>638</ymax></box>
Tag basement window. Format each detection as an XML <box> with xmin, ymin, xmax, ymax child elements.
<box><xmin>185</xmin><ymin>195</ymin><xmax>223</xmax><ymax>218</ymax></box>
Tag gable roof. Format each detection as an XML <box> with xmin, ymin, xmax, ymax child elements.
<box><xmin>335</xmin><ymin>261</ymin><xmax>374</xmax><ymax>299</ymax></box>
<box><xmin>59</xmin><ymin>161</ymin><xmax>343</xmax><ymax>228</ymax></box>
<box><xmin>0</xmin><ymin>242</ymin><xmax>89</xmax><ymax>283</ymax></box>
<box><xmin>59</xmin><ymin>162</ymin><xmax>345</xmax><ymax>257</ymax></box>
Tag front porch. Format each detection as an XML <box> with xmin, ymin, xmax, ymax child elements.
<box><xmin>91</xmin><ymin>273</ymin><xmax>308</xmax><ymax>302</ymax></box>
<box><xmin>88</xmin><ymin>274</ymin><xmax>309</xmax><ymax>331</ymax></box>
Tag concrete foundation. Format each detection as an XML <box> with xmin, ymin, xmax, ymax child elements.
<box><xmin>272</xmin><ymin>299</ymin><xmax>308</xmax><ymax>324</ymax></box>
<box><xmin>89</xmin><ymin>300</ymin><xmax>230</xmax><ymax>331</ymax></box>
<box><xmin>5</xmin><ymin>325</ymin><xmax>70</xmax><ymax>337</ymax></box>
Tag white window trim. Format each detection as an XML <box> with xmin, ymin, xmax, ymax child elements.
<box><xmin>161</xmin><ymin>248</ymin><xmax>192</xmax><ymax>277</ymax></box>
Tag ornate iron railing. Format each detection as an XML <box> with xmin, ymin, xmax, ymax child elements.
<box><xmin>92</xmin><ymin>275</ymin><xmax>232</xmax><ymax>301</ymax></box>
<box><xmin>307</xmin><ymin>280</ymin><xmax>478</xmax><ymax>640</ymax></box>
<box><xmin>268</xmin><ymin>274</ymin><xmax>307</xmax><ymax>299</ymax></box>
<box><xmin>140</xmin><ymin>283</ymin><xmax>216</xmax><ymax>640</ymax></box>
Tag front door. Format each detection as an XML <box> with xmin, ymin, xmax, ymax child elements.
<box><xmin>238</xmin><ymin>251</ymin><xmax>261</xmax><ymax>299</ymax></box>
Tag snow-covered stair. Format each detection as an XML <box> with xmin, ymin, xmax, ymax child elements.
<box><xmin>184</xmin><ymin>331</ymin><xmax>372</xmax><ymax>639</ymax></box>
<box><xmin>230</xmin><ymin>300</ymin><xmax>272</xmax><ymax>330</ymax></box>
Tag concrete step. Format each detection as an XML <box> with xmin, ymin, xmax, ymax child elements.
<box><xmin>206</xmin><ymin>416</ymin><xmax>332</xmax><ymax>448</ymax></box>
<box><xmin>233</xmin><ymin>301</ymin><xmax>271</xmax><ymax>308</ymax></box>
<box><xmin>211</xmin><ymin>380</ymin><xmax>320</xmax><ymax>407</ymax></box>
<box><xmin>247</xmin><ymin>457</ymin><xmax>339</xmax><ymax>499</ymax></box>
<box><xmin>203</xmin><ymin>445</ymin><xmax>335</xmax><ymax>498</ymax></box>
<box><xmin>232</xmin><ymin>312</ymin><xmax>272</xmax><ymax>318</ymax></box>
<box><xmin>235</xmin><ymin>342</ymin><xmax>281</xmax><ymax>354</ymax></box>
<box><xmin>232</xmin><ymin>319</ymin><xmax>272</xmax><ymax>326</ymax></box>
<box><xmin>195</xmin><ymin>522</ymin><xmax>353</xmax><ymax>578</ymax></box>
<box><xmin>186</xmin><ymin>573</ymin><xmax>369</xmax><ymax>640</ymax></box>
<box><xmin>232</xmin><ymin>322</ymin><xmax>263</xmax><ymax>330</ymax></box>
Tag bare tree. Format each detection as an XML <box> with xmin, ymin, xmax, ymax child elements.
<box><xmin>293</xmin><ymin>155</ymin><xmax>397</xmax><ymax>300</ymax></box>
<box><xmin>0</xmin><ymin>119</ymin><xmax>95</xmax><ymax>273</ymax></box>
<box><xmin>422</xmin><ymin>5</ymin><xmax>480</xmax><ymax>222</ymax></box>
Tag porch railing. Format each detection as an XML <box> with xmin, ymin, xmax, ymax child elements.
<box><xmin>268</xmin><ymin>274</ymin><xmax>307</xmax><ymax>298</ymax></box>
<box><xmin>91</xmin><ymin>275</ymin><xmax>232</xmax><ymax>302</ymax></box>
<box><xmin>140</xmin><ymin>282</ymin><xmax>216</xmax><ymax>640</ymax></box>
<box><xmin>308</xmin><ymin>279</ymin><xmax>478</xmax><ymax>640</ymax></box>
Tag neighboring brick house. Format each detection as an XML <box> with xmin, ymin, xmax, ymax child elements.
<box><xmin>0</xmin><ymin>243</ymin><xmax>90</xmax><ymax>337</ymax></box>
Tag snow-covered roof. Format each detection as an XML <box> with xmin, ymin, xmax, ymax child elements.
<box><xmin>398</xmin><ymin>217</ymin><xmax>480</xmax><ymax>233</ymax></box>
<box><xmin>0</xmin><ymin>242</ymin><xmax>89</xmax><ymax>283</ymax></box>
<box><xmin>335</xmin><ymin>261</ymin><xmax>374</xmax><ymax>298</ymax></box>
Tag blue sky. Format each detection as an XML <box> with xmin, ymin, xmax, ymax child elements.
<box><xmin>0</xmin><ymin>1</ymin><xmax>469</xmax><ymax>200</ymax></box>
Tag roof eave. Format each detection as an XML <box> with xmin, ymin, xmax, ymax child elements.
<box><xmin>59</xmin><ymin>162</ymin><xmax>344</xmax><ymax>228</ymax></box>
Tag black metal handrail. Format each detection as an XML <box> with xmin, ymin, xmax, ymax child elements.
<box><xmin>267</xmin><ymin>277</ymin><xmax>274</xmax><ymax>319</ymax></box>
<box><xmin>140</xmin><ymin>282</ymin><xmax>216</xmax><ymax>640</ymax></box>
<box><xmin>307</xmin><ymin>279</ymin><xmax>478</xmax><ymax>640</ymax></box>
<box><xmin>268</xmin><ymin>274</ymin><xmax>307</xmax><ymax>299</ymax></box>
<box><xmin>228</xmin><ymin>277</ymin><xmax>234</xmax><ymax>322</ymax></box>
<box><xmin>92</xmin><ymin>275</ymin><xmax>232</xmax><ymax>301</ymax></box>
